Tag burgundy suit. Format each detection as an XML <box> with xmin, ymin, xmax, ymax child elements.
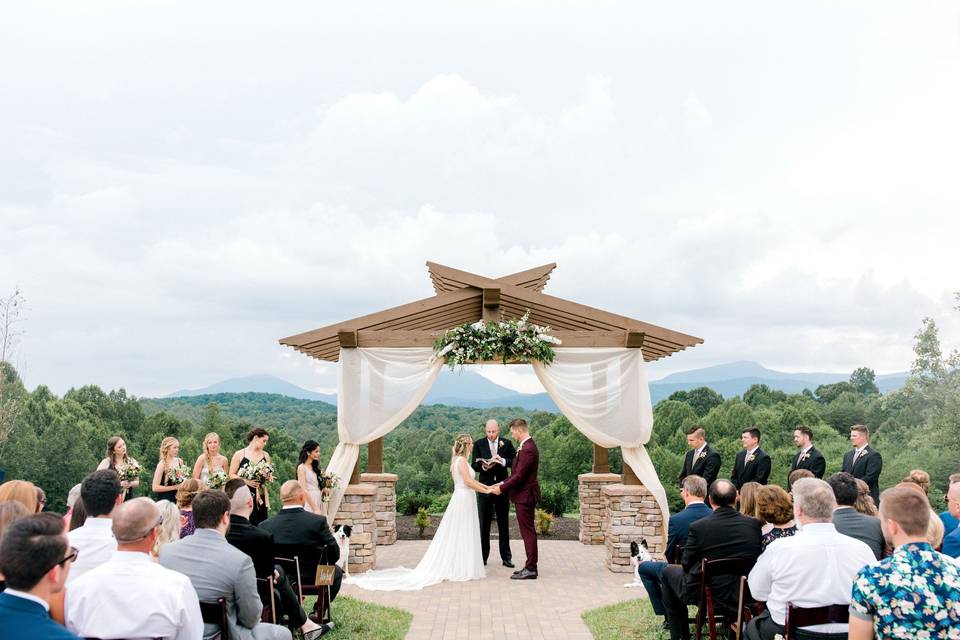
<box><xmin>499</xmin><ymin>437</ymin><xmax>541</xmax><ymax>571</ymax></box>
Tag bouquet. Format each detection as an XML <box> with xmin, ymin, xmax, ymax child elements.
<box><xmin>238</xmin><ymin>459</ymin><xmax>276</xmax><ymax>486</ymax></box>
<box><xmin>320</xmin><ymin>472</ymin><xmax>340</xmax><ymax>502</ymax></box>
<box><xmin>207</xmin><ymin>469</ymin><xmax>229</xmax><ymax>490</ymax></box>
<box><xmin>165</xmin><ymin>462</ymin><xmax>190</xmax><ymax>486</ymax></box>
<box><xmin>117</xmin><ymin>459</ymin><xmax>142</xmax><ymax>483</ymax></box>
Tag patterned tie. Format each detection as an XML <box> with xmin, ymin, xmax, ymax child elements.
<box><xmin>490</xmin><ymin>439</ymin><xmax>497</xmax><ymax>458</ymax></box>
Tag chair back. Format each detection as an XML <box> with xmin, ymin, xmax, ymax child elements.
<box><xmin>784</xmin><ymin>603</ymin><xmax>849</xmax><ymax>640</ymax></box>
<box><xmin>256</xmin><ymin>574</ymin><xmax>277</xmax><ymax>624</ymax></box>
<box><xmin>199</xmin><ymin>597</ymin><xmax>228</xmax><ymax>640</ymax></box>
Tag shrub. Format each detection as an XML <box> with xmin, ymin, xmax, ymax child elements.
<box><xmin>427</xmin><ymin>493</ymin><xmax>451</xmax><ymax>514</ymax></box>
<box><xmin>538</xmin><ymin>481</ymin><xmax>570</xmax><ymax>516</ymax></box>
<box><xmin>535</xmin><ymin>508</ymin><xmax>553</xmax><ymax>535</ymax></box>
<box><xmin>415</xmin><ymin>507</ymin><xmax>431</xmax><ymax>538</ymax></box>
<box><xmin>397</xmin><ymin>491</ymin><xmax>433</xmax><ymax>515</ymax></box>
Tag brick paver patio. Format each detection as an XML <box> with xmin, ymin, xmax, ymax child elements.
<box><xmin>341</xmin><ymin>539</ymin><xmax>644</xmax><ymax>640</ymax></box>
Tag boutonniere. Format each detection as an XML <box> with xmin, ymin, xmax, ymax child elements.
<box><xmin>499</xmin><ymin>440</ymin><xmax>503</xmax><ymax>447</ymax></box>
<box><xmin>745</xmin><ymin>454</ymin><xmax>756</xmax><ymax>463</ymax></box>
<box><xmin>697</xmin><ymin>451</ymin><xmax>707</xmax><ymax>461</ymax></box>
<box><xmin>799</xmin><ymin>452</ymin><xmax>810</xmax><ymax>462</ymax></box>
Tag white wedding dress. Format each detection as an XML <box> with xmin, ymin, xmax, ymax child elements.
<box><xmin>345</xmin><ymin>457</ymin><xmax>485</xmax><ymax>591</ymax></box>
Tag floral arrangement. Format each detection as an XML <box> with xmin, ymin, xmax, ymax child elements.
<box><xmin>238</xmin><ymin>459</ymin><xmax>276</xmax><ymax>486</ymax></box>
<box><xmin>320</xmin><ymin>471</ymin><xmax>340</xmax><ymax>502</ymax></box>
<box><xmin>117</xmin><ymin>459</ymin><xmax>141</xmax><ymax>483</ymax></box>
<box><xmin>207</xmin><ymin>469</ymin><xmax>229</xmax><ymax>490</ymax></box>
<box><xmin>165</xmin><ymin>461</ymin><xmax>190</xmax><ymax>485</ymax></box>
<box><xmin>433</xmin><ymin>312</ymin><xmax>560</xmax><ymax>370</ymax></box>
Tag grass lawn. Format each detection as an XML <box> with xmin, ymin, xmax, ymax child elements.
<box><xmin>304</xmin><ymin>595</ymin><xmax>412</xmax><ymax>640</ymax></box>
<box><xmin>582</xmin><ymin>598</ymin><xmax>668</xmax><ymax>640</ymax></box>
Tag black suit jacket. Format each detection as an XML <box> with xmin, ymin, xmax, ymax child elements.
<box><xmin>678</xmin><ymin>445</ymin><xmax>722</xmax><ymax>486</ymax></box>
<box><xmin>842</xmin><ymin>446</ymin><xmax>883</xmax><ymax>504</ymax></box>
<box><xmin>680</xmin><ymin>506</ymin><xmax>762</xmax><ymax>606</ymax></box>
<box><xmin>789</xmin><ymin>446</ymin><xmax>826</xmax><ymax>479</ymax></box>
<box><xmin>227</xmin><ymin>514</ymin><xmax>275</xmax><ymax>580</ymax></box>
<box><xmin>471</xmin><ymin>437</ymin><xmax>516</xmax><ymax>485</ymax></box>
<box><xmin>731</xmin><ymin>448</ymin><xmax>771</xmax><ymax>489</ymax></box>
<box><xmin>259</xmin><ymin>507</ymin><xmax>339</xmax><ymax>581</ymax></box>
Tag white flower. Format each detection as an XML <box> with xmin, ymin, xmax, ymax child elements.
<box><xmin>437</xmin><ymin>342</ymin><xmax>456</xmax><ymax>358</ymax></box>
<box><xmin>538</xmin><ymin>334</ymin><xmax>562</xmax><ymax>345</ymax></box>
<box><xmin>471</xmin><ymin>320</ymin><xmax>486</xmax><ymax>331</ymax></box>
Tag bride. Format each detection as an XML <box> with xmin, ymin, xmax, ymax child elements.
<box><xmin>345</xmin><ymin>433</ymin><xmax>493</xmax><ymax>591</ymax></box>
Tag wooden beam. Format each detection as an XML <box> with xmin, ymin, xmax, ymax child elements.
<box><xmin>367</xmin><ymin>437</ymin><xmax>384</xmax><ymax>474</ymax></box>
<box><xmin>482</xmin><ymin>288</ymin><xmax>501</xmax><ymax>308</ymax></box>
<box><xmin>623</xmin><ymin>461</ymin><xmax>641</xmax><ymax>486</ymax></box>
<box><xmin>626</xmin><ymin>331</ymin><xmax>645</xmax><ymax>349</ymax></box>
<box><xmin>592</xmin><ymin>444</ymin><xmax>609</xmax><ymax>474</ymax></box>
<box><xmin>426</xmin><ymin>261</ymin><xmax>557</xmax><ymax>294</ymax></box>
<box><xmin>349</xmin><ymin>457</ymin><xmax>361</xmax><ymax>485</ymax></box>
<box><xmin>338</xmin><ymin>330</ymin><xmax>358</xmax><ymax>348</ymax></box>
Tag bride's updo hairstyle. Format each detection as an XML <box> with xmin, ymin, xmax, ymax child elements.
<box><xmin>451</xmin><ymin>433</ymin><xmax>473</xmax><ymax>459</ymax></box>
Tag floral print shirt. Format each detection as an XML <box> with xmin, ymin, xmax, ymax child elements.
<box><xmin>850</xmin><ymin>542</ymin><xmax>960</xmax><ymax>638</ymax></box>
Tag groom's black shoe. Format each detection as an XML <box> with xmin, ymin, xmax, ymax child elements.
<box><xmin>502</xmin><ymin>560</ymin><xmax>515</xmax><ymax>568</ymax></box>
<box><xmin>510</xmin><ymin>568</ymin><xmax>537</xmax><ymax>580</ymax></box>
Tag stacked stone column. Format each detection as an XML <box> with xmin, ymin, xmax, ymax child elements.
<box><xmin>601</xmin><ymin>483</ymin><xmax>665</xmax><ymax>573</ymax></box>
<box><xmin>360</xmin><ymin>472</ymin><xmax>398</xmax><ymax>545</ymax></box>
<box><xmin>332</xmin><ymin>483</ymin><xmax>377</xmax><ymax>573</ymax></box>
<box><xmin>577</xmin><ymin>472</ymin><xmax>623</xmax><ymax>544</ymax></box>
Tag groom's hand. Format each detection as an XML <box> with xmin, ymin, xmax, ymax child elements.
<box><xmin>490</xmin><ymin>484</ymin><xmax>501</xmax><ymax>495</ymax></box>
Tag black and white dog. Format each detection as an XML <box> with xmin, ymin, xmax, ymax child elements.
<box><xmin>332</xmin><ymin>524</ymin><xmax>352</xmax><ymax>576</ymax></box>
<box><xmin>624</xmin><ymin>539</ymin><xmax>653</xmax><ymax>588</ymax></box>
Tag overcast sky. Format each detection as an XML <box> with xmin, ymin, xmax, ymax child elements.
<box><xmin>2</xmin><ymin>2</ymin><xmax>959</xmax><ymax>397</ymax></box>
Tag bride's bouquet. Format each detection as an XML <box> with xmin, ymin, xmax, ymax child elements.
<box><xmin>117</xmin><ymin>459</ymin><xmax>141</xmax><ymax>483</ymax></box>
<box><xmin>206</xmin><ymin>469</ymin><xmax>229</xmax><ymax>490</ymax></box>
<box><xmin>238</xmin><ymin>459</ymin><xmax>276</xmax><ymax>486</ymax></box>
<box><xmin>320</xmin><ymin>471</ymin><xmax>340</xmax><ymax>502</ymax></box>
<box><xmin>165</xmin><ymin>461</ymin><xmax>190</xmax><ymax>486</ymax></box>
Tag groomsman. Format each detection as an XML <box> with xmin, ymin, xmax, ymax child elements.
<box><xmin>731</xmin><ymin>427</ymin><xmax>771</xmax><ymax>489</ymax></box>
<box><xmin>789</xmin><ymin>426</ymin><xmax>826</xmax><ymax>482</ymax></box>
<box><xmin>678</xmin><ymin>426</ymin><xmax>721</xmax><ymax>487</ymax></box>
<box><xmin>471</xmin><ymin>419</ymin><xmax>517</xmax><ymax>568</ymax></box>
<box><xmin>842</xmin><ymin>424</ymin><xmax>883</xmax><ymax>504</ymax></box>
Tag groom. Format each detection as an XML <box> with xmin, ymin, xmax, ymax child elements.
<box><xmin>492</xmin><ymin>418</ymin><xmax>540</xmax><ymax>580</ymax></box>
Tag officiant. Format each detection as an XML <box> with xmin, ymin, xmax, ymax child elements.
<box><xmin>472</xmin><ymin>419</ymin><xmax>517</xmax><ymax>568</ymax></box>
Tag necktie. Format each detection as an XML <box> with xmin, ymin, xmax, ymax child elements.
<box><xmin>490</xmin><ymin>440</ymin><xmax>497</xmax><ymax>457</ymax></box>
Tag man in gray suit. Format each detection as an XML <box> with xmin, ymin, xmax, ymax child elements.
<box><xmin>828</xmin><ymin>472</ymin><xmax>885</xmax><ymax>560</ymax></box>
<box><xmin>160</xmin><ymin>491</ymin><xmax>293</xmax><ymax>640</ymax></box>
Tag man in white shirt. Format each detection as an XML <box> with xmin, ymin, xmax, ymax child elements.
<box><xmin>67</xmin><ymin>469</ymin><xmax>124</xmax><ymax>583</ymax></box>
<box><xmin>67</xmin><ymin>498</ymin><xmax>203</xmax><ymax>640</ymax></box>
<box><xmin>744</xmin><ymin>478</ymin><xmax>876</xmax><ymax>640</ymax></box>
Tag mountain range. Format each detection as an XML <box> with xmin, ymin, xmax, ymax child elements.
<box><xmin>165</xmin><ymin>361</ymin><xmax>909</xmax><ymax>411</ymax></box>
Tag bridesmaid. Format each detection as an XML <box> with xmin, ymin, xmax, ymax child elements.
<box><xmin>297</xmin><ymin>440</ymin><xmax>325</xmax><ymax>515</ymax></box>
<box><xmin>96</xmin><ymin>436</ymin><xmax>139</xmax><ymax>500</ymax></box>
<box><xmin>152</xmin><ymin>436</ymin><xmax>186</xmax><ymax>502</ymax></box>
<box><xmin>192</xmin><ymin>432</ymin><xmax>229</xmax><ymax>486</ymax></box>
<box><xmin>229</xmin><ymin>427</ymin><xmax>273</xmax><ymax>525</ymax></box>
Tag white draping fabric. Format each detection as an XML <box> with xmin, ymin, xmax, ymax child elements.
<box><xmin>324</xmin><ymin>348</ymin><xmax>442</xmax><ymax>519</ymax></box>
<box><xmin>531</xmin><ymin>348</ymin><xmax>669</xmax><ymax>528</ymax></box>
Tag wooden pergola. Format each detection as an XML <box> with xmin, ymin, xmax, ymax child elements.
<box><xmin>280</xmin><ymin>262</ymin><xmax>703</xmax><ymax>483</ymax></box>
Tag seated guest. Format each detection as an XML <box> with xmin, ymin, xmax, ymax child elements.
<box><xmin>755</xmin><ymin>485</ymin><xmax>796</xmax><ymax>551</ymax></box>
<box><xmin>895</xmin><ymin>480</ymin><xmax>944</xmax><ymax>549</ymax></box>
<box><xmin>0</xmin><ymin>480</ymin><xmax>39</xmax><ymax>513</ymax></box>
<box><xmin>745</xmin><ymin>478</ymin><xmax>875</xmax><ymax>640</ymax></box>
<box><xmin>828</xmin><ymin>472</ymin><xmax>884</xmax><ymax>560</ymax></box>
<box><xmin>739</xmin><ymin>481</ymin><xmax>761</xmax><ymax>519</ymax></box>
<box><xmin>853</xmin><ymin>478</ymin><xmax>879</xmax><ymax>516</ymax></box>
<box><xmin>939</xmin><ymin>475</ymin><xmax>960</xmax><ymax>535</ymax></box>
<box><xmin>160</xmin><ymin>490</ymin><xmax>292</xmax><ymax>640</ymax></box>
<box><xmin>636</xmin><ymin>475</ymin><xmax>712</xmax><ymax>622</ymax></box>
<box><xmin>0</xmin><ymin>501</ymin><xmax>30</xmax><ymax>591</ymax></box>
<box><xmin>152</xmin><ymin>500</ymin><xmax>183</xmax><ymax>560</ymax></box>
<box><xmin>940</xmin><ymin>481</ymin><xmax>960</xmax><ymax>558</ymax></box>
<box><xmin>224</xmin><ymin>479</ymin><xmax>329</xmax><ymax>638</ymax></box>
<box><xmin>62</xmin><ymin>484</ymin><xmax>82</xmax><ymax>530</ymax></box>
<box><xmin>849</xmin><ymin>486</ymin><xmax>960</xmax><ymax>639</ymax></box>
<box><xmin>0</xmin><ymin>513</ymin><xmax>81</xmax><ymax>639</ymax></box>
<box><xmin>787</xmin><ymin>468</ymin><xmax>814</xmax><ymax>491</ymax></box>
<box><xmin>67</xmin><ymin>500</ymin><xmax>87</xmax><ymax>532</ymax></box>
<box><xmin>659</xmin><ymin>479</ymin><xmax>762</xmax><ymax>640</ymax></box>
<box><xmin>67</xmin><ymin>469</ymin><xmax>124</xmax><ymax>583</ymax></box>
<box><xmin>259</xmin><ymin>481</ymin><xmax>343</xmax><ymax>624</ymax></box>
<box><xmin>177</xmin><ymin>478</ymin><xmax>202</xmax><ymax>538</ymax></box>
<box><xmin>35</xmin><ymin>486</ymin><xmax>46</xmax><ymax>513</ymax></box>
<box><xmin>66</xmin><ymin>498</ymin><xmax>203</xmax><ymax>640</ymax></box>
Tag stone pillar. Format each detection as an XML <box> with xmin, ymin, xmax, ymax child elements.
<box><xmin>578</xmin><ymin>472</ymin><xmax>622</xmax><ymax>544</ymax></box>
<box><xmin>602</xmin><ymin>483</ymin><xmax>665</xmax><ymax>573</ymax></box>
<box><xmin>360</xmin><ymin>472</ymin><xmax>398</xmax><ymax>545</ymax></box>
<box><xmin>333</xmin><ymin>483</ymin><xmax>377</xmax><ymax>573</ymax></box>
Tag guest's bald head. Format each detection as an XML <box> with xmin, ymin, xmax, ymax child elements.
<box><xmin>709</xmin><ymin>479</ymin><xmax>738</xmax><ymax>509</ymax></box>
<box><xmin>280</xmin><ymin>480</ymin><xmax>304</xmax><ymax>504</ymax></box>
<box><xmin>112</xmin><ymin>498</ymin><xmax>161</xmax><ymax>548</ymax></box>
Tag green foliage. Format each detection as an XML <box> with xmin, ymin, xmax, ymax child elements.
<box><xmin>850</xmin><ymin>367</ymin><xmax>880</xmax><ymax>395</ymax></box>
<box><xmin>396</xmin><ymin>491</ymin><xmax>434</xmax><ymax>516</ymax></box>
<box><xmin>535</xmin><ymin>508</ymin><xmax>553</xmax><ymax>535</ymax></box>
<box><xmin>427</xmin><ymin>493</ymin><xmax>451</xmax><ymax>514</ymax></box>
<box><xmin>815</xmin><ymin>381</ymin><xmax>855</xmax><ymax>403</ymax></box>
<box><xmin>667</xmin><ymin>387</ymin><xmax>724</xmax><ymax>417</ymax></box>
<box><xmin>434</xmin><ymin>313</ymin><xmax>558</xmax><ymax>369</ymax></box>
<box><xmin>537</xmin><ymin>481</ymin><xmax>570</xmax><ymax>516</ymax></box>
<box><xmin>414</xmin><ymin>507</ymin><xmax>431</xmax><ymax>537</ymax></box>
<box><xmin>743</xmin><ymin>384</ymin><xmax>788</xmax><ymax>408</ymax></box>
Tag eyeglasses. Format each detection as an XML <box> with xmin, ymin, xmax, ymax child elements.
<box><xmin>115</xmin><ymin>514</ymin><xmax>165</xmax><ymax>543</ymax></box>
<box><xmin>44</xmin><ymin>546</ymin><xmax>79</xmax><ymax>574</ymax></box>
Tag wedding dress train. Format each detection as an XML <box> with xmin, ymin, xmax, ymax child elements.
<box><xmin>345</xmin><ymin>457</ymin><xmax>485</xmax><ymax>591</ymax></box>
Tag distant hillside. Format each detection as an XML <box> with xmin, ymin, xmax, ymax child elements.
<box><xmin>167</xmin><ymin>375</ymin><xmax>337</xmax><ymax>404</ymax></box>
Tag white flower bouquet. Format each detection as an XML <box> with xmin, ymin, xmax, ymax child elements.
<box><xmin>117</xmin><ymin>460</ymin><xmax>142</xmax><ymax>483</ymax></box>
<box><xmin>320</xmin><ymin>471</ymin><xmax>341</xmax><ymax>502</ymax></box>
<box><xmin>207</xmin><ymin>469</ymin><xmax>229</xmax><ymax>490</ymax></box>
<box><xmin>165</xmin><ymin>462</ymin><xmax>190</xmax><ymax>485</ymax></box>
<box><xmin>238</xmin><ymin>459</ymin><xmax>276</xmax><ymax>486</ymax></box>
<box><xmin>433</xmin><ymin>311</ymin><xmax>560</xmax><ymax>369</ymax></box>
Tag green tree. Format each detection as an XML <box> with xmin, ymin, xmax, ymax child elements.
<box><xmin>742</xmin><ymin>384</ymin><xmax>787</xmax><ymax>408</ymax></box>
<box><xmin>815</xmin><ymin>381</ymin><xmax>855</xmax><ymax>404</ymax></box>
<box><xmin>667</xmin><ymin>387</ymin><xmax>724</xmax><ymax>417</ymax></box>
<box><xmin>849</xmin><ymin>367</ymin><xmax>880</xmax><ymax>395</ymax></box>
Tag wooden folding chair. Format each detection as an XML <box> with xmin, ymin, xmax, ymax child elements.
<box><xmin>256</xmin><ymin>574</ymin><xmax>277</xmax><ymax>624</ymax></box>
<box><xmin>694</xmin><ymin>557</ymin><xmax>756</xmax><ymax>640</ymax></box>
<box><xmin>784</xmin><ymin>603</ymin><xmax>848</xmax><ymax>640</ymax></box>
<box><xmin>198</xmin><ymin>597</ymin><xmax>228</xmax><ymax>640</ymax></box>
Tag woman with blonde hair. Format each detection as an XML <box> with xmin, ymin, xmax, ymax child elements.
<box><xmin>96</xmin><ymin>436</ymin><xmax>140</xmax><ymax>500</ymax></box>
<box><xmin>152</xmin><ymin>436</ymin><xmax>187</xmax><ymax>503</ymax></box>
<box><xmin>739</xmin><ymin>481</ymin><xmax>761</xmax><ymax>519</ymax></box>
<box><xmin>902</xmin><ymin>469</ymin><xmax>931</xmax><ymax>495</ymax></box>
<box><xmin>152</xmin><ymin>500</ymin><xmax>182</xmax><ymax>561</ymax></box>
<box><xmin>854</xmin><ymin>478</ymin><xmax>879</xmax><ymax>516</ymax></box>
<box><xmin>192</xmin><ymin>432</ymin><xmax>228</xmax><ymax>486</ymax></box>
<box><xmin>176</xmin><ymin>478</ymin><xmax>202</xmax><ymax>537</ymax></box>
<box><xmin>0</xmin><ymin>479</ymin><xmax>38</xmax><ymax>513</ymax></box>
<box><xmin>347</xmin><ymin>432</ymin><xmax>493</xmax><ymax>591</ymax></box>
